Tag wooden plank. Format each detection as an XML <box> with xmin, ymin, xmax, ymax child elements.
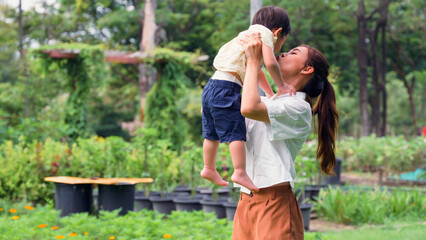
<box><xmin>91</xmin><ymin>178</ymin><xmax>154</xmax><ymax>185</ymax></box>
<box><xmin>44</xmin><ymin>176</ymin><xmax>154</xmax><ymax>185</ymax></box>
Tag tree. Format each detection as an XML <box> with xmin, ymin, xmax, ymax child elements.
<box><xmin>356</xmin><ymin>0</ymin><xmax>390</xmax><ymax>137</ymax></box>
<box><xmin>367</xmin><ymin>0</ymin><xmax>390</xmax><ymax>137</ymax></box>
<box><xmin>250</xmin><ymin>0</ymin><xmax>262</xmax><ymax>21</ymax></box>
<box><xmin>388</xmin><ymin>0</ymin><xmax>426</xmax><ymax>135</ymax></box>
<box><xmin>357</xmin><ymin>0</ymin><xmax>370</xmax><ymax>137</ymax></box>
<box><xmin>138</xmin><ymin>0</ymin><xmax>157</xmax><ymax>122</ymax></box>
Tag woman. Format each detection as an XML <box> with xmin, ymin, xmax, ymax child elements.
<box><xmin>232</xmin><ymin>33</ymin><xmax>339</xmax><ymax>240</ymax></box>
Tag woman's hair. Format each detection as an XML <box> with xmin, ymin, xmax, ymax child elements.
<box><xmin>301</xmin><ymin>45</ymin><xmax>339</xmax><ymax>175</ymax></box>
<box><xmin>252</xmin><ymin>6</ymin><xmax>291</xmax><ymax>37</ymax></box>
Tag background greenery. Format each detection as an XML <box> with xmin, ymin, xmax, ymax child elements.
<box><xmin>1</xmin><ymin>0</ymin><xmax>425</xmax><ymax>145</ymax></box>
<box><xmin>0</xmin><ymin>1</ymin><xmax>424</xmax><ymax>238</ymax></box>
<box><xmin>0</xmin><ymin>200</ymin><xmax>233</xmax><ymax>240</ymax></box>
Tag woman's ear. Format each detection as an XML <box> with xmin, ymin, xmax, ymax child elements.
<box><xmin>301</xmin><ymin>66</ymin><xmax>314</xmax><ymax>75</ymax></box>
<box><xmin>272</xmin><ymin>27</ymin><xmax>283</xmax><ymax>37</ymax></box>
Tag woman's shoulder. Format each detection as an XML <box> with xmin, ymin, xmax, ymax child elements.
<box><xmin>265</xmin><ymin>94</ymin><xmax>312</xmax><ymax>112</ymax></box>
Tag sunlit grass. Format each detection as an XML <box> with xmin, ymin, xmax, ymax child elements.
<box><xmin>305</xmin><ymin>220</ymin><xmax>426</xmax><ymax>240</ymax></box>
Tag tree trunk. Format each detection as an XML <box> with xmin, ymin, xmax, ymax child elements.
<box><xmin>18</xmin><ymin>0</ymin><xmax>23</xmax><ymax>55</ymax></box>
<box><xmin>389</xmin><ymin>38</ymin><xmax>419</xmax><ymax>135</ymax></box>
<box><xmin>379</xmin><ymin>0</ymin><xmax>389</xmax><ymax>136</ymax></box>
<box><xmin>18</xmin><ymin>0</ymin><xmax>30</xmax><ymax>118</ymax></box>
<box><xmin>250</xmin><ymin>0</ymin><xmax>262</xmax><ymax>23</ymax></box>
<box><xmin>138</xmin><ymin>0</ymin><xmax>157</xmax><ymax>122</ymax></box>
<box><xmin>369</xmin><ymin>26</ymin><xmax>381</xmax><ymax>136</ymax></box>
<box><xmin>357</xmin><ymin>1</ymin><xmax>370</xmax><ymax>137</ymax></box>
<box><xmin>368</xmin><ymin>0</ymin><xmax>390</xmax><ymax>137</ymax></box>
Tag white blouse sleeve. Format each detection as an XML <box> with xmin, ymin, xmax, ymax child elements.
<box><xmin>264</xmin><ymin>97</ymin><xmax>312</xmax><ymax>141</ymax></box>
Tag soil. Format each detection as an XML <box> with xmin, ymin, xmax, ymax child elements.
<box><xmin>340</xmin><ymin>172</ymin><xmax>380</xmax><ymax>186</ymax></box>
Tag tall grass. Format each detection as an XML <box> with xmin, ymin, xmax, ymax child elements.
<box><xmin>314</xmin><ymin>186</ymin><xmax>426</xmax><ymax>225</ymax></box>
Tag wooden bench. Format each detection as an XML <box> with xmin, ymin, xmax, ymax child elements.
<box><xmin>45</xmin><ymin>176</ymin><xmax>153</xmax><ymax>216</ymax></box>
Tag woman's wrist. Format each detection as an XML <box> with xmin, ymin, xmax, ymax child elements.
<box><xmin>246</xmin><ymin>59</ymin><xmax>260</xmax><ymax>69</ymax></box>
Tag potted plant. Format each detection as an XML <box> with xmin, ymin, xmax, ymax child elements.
<box><xmin>96</xmin><ymin>137</ymin><xmax>135</xmax><ymax>216</ymax></box>
<box><xmin>173</xmin><ymin>141</ymin><xmax>205</xmax><ymax>212</ymax></box>
<box><xmin>200</xmin><ymin>185</ymin><xmax>228</xmax><ymax>219</ymax></box>
<box><xmin>294</xmin><ymin>155</ymin><xmax>321</xmax><ymax>230</ymax></box>
<box><xmin>149</xmin><ymin>139</ymin><xmax>179</xmax><ymax>214</ymax></box>
<box><xmin>133</xmin><ymin>128</ymin><xmax>161</xmax><ymax>211</ymax></box>
<box><xmin>200</xmin><ymin>144</ymin><xmax>230</xmax><ymax>219</ymax></box>
<box><xmin>320</xmin><ymin>158</ymin><xmax>343</xmax><ymax>185</ymax></box>
<box><xmin>222</xmin><ymin>186</ymin><xmax>240</xmax><ymax>221</ymax></box>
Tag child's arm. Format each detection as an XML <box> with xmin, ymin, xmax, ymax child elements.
<box><xmin>258</xmin><ymin>69</ymin><xmax>274</xmax><ymax>98</ymax></box>
<box><xmin>262</xmin><ymin>43</ymin><xmax>296</xmax><ymax>95</ymax></box>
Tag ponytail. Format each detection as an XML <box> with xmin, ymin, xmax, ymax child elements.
<box><xmin>313</xmin><ymin>81</ymin><xmax>339</xmax><ymax>175</ymax></box>
<box><xmin>301</xmin><ymin>45</ymin><xmax>339</xmax><ymax>175</ymax></box>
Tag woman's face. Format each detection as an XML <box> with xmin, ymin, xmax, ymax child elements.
<box><xmin>276</xmin><ymin>46</ymin><xmax>309</xmax><ymax>78</ymax></box>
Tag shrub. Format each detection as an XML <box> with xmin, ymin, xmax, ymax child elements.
<box><xmin>0</xmin><ymin>201</ymin><xmax>233</xmax><ymax>240</ymax></box>
<box><xmin>300</xmin><ymin>135</ymin><xmax>426</xmax><ymax>173</ymax></box>
<box><xmin>314</xmin><ymin>186</ymin><xmax>426</xmax><ymax>225</ymax></box>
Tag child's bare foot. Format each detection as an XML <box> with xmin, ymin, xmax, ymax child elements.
<box><xmin>201</xmin><ymin>167</ymin><xmax>229</xmax><ymax>186</ymax></box>
<box><xmin>231</xmin><ymin>169</ymin><xmax>259</xmax><ymax>192</ymax></box>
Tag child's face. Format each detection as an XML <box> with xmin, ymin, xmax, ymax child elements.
<box><xmin>274</xmin><ymin>34</ymin><xmax>288</xmax><ymax>53</ymax></box>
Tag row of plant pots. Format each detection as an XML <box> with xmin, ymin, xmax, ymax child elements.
<box><xmin>135</xmin><ymin>185</ymin><xmax>318</xmax><ymax>230</ymax></box>
<box><xmin>134</xmin><ymin>186</ymin><xmax>238</xmax><ymax>221</ymax></box>
<box><xmin>54</xmin><ymin>182</ymin><xmax>330</xmax><ymax>230</ymax></box>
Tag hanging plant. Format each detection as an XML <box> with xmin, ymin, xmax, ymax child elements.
<box><xmin>30</xmin><ymin>43</ymin><xmax>105</xmax><ymax>141</ymax></box>
<box><xmin>145</xmin><ymin>59</ymin><xmax>189</xmax><ymax>151</ymax></box>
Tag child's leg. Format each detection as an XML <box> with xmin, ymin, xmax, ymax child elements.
<box><xmin>229</xmin><ymin>141</ymin><xmax>259</xmax><ymax>192</ymax></box>
<box><xmin>201</xmin><ymin>139</ymin><xmax>229</xmax><ymax>186</ymax></box>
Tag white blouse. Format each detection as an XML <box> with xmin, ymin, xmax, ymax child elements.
<box><xmin>238</xmin><ymin>92</ymin><xmax>312</xmax><ymax>194</ymax></box>
<box><xmin>213</xmin><ymin>24</ymin><xmax>276</xmax><ymax>81</ymax></box>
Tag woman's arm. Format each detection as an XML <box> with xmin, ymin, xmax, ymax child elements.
<box><xmin>239</xmin><ymin>33</ymin><xmax>270</xmax><ymax>123</ymax></box>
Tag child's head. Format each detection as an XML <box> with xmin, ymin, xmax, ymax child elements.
<box><xmin>252</xmin><ymin>6</ymin><xmax>291</xmax><ymax>52</ymax></box>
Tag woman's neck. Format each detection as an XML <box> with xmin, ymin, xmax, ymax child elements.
<box><xmin>284</xmin><ymin>75</ymin><xmax>310</xmax><ymax>92</ymax></box>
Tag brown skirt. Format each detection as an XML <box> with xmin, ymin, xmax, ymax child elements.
<box><xmin>232</xmin><ymin>184</ymin><xmax>304</xmax><ymax>240</ymax></box>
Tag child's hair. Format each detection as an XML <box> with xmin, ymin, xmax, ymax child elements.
<box><xmin>252</xmin><ymin>6</ymin><xmax>291</xmax><ymax>37</ymax></box>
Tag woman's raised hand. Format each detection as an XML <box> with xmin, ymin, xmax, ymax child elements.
<box><xmin>238</xmin><ymin>32</ymin><xmax>263</xmax><ymax>62</ymax></box>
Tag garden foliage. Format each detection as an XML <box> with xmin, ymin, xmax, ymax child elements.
<box><xmin>30</xmin><ymin>43</ymin><xmax>106</xmax><ymax>140</ymax></box>
<box><xmin>314</xmin><ymin>186</ymin><xmax>426</xmax><ymax>225</ymax></box>
<box><xmin>0</xmin><ymin>200</ymin><xmax>232</xmax><ymax>240</ymax></box>
<box><xmin>300</xmin><ymin>135</ymin><xmax>426</xmax><ymax>173</ymax></box>
<box><xmin>0</xmin><ymin>135</ymin><xmax>423</xmax><ymax>203</ymax></box>
<box><xmin>145</xmin><ymin>60</ymin><xmax>189</xmax><ymax>152</ymax></box>
<box><xmin>0</xmin><ymin>134</ymin><xmax>205</xmax><ymax>203</ymax></box>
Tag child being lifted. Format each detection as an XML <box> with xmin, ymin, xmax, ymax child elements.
<box><xmin>201</xmin><ymin>6</ymin><xmax>294</xmax><ymax>192</ymax></box>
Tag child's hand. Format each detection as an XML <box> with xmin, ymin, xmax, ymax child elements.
<box><xmin>278</xmin><ymin>84</ymin><xmax>296</xmax><ymax>96</ymax></box>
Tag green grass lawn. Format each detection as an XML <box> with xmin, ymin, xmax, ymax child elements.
<box><xmin>306</xmin><ymin>220</ymin><xmax>426</xmax><ymax>240</ymax></box>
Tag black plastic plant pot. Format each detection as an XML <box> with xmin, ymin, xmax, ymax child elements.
<box><xmin>322</xmin><ymin>158</ymin><xmax>343</xmax><ymax>185</ymax></box>
<box><xmin>198</xmin><ymin>187</ymin><xmax>230</xmax><ymax>199</ymax></box>
<box><xmin>134</xmin><ymin>191</ymin><xmax>161</xmax><ymax>211</ymax></box>
<box><xmin>222</xmin><ymin>201</ymin><xmax>238</xmax><ymax>221</ymax></box>
<box><xmin>150</xmin><ymin>196</ymin><xmax>176</xmax><ymax>214</ymax></box>
<box><xmin>200</xmin><ymin>198</ymin><xmax>227</xmax><ymax>219</ymax></box>
<box><xmin>54</xmin><ymin>183</ymin><xmax>93</xmax><ymax>217</ymax></box>
<box><xmin>173</xmin><ymin>185</ymin><xmax>192</xmax><ymax>195</ymax></box>
<box><xmin>98</xmin><ymin>184</ymin><xmax>135</xmax><ymax>216</ymax></box>
<box><xmin>300</xmin><ymin>203</ymin><xmax>313</xmax><ymax>231</ymax></box>
<box><xmin>173</xmin><ymin>195</ymin><xmax>203</xmax><ymax>212</ymax></box>
<box><xmin>305</xmin><ymin>185</ymin><xmax>321</xmax><ymax>202</ymax></box>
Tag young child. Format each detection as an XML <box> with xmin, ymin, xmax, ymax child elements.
<box><xmin>201</xmin><ymin>6</ymin><xmax>294</xmax><ymax>192</ymax></box>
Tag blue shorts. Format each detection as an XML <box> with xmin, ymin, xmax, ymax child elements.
<box><xmin>202</xmin><ymin>79</ymin><xmax>246</xmax><ymax>143</ymax></box>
